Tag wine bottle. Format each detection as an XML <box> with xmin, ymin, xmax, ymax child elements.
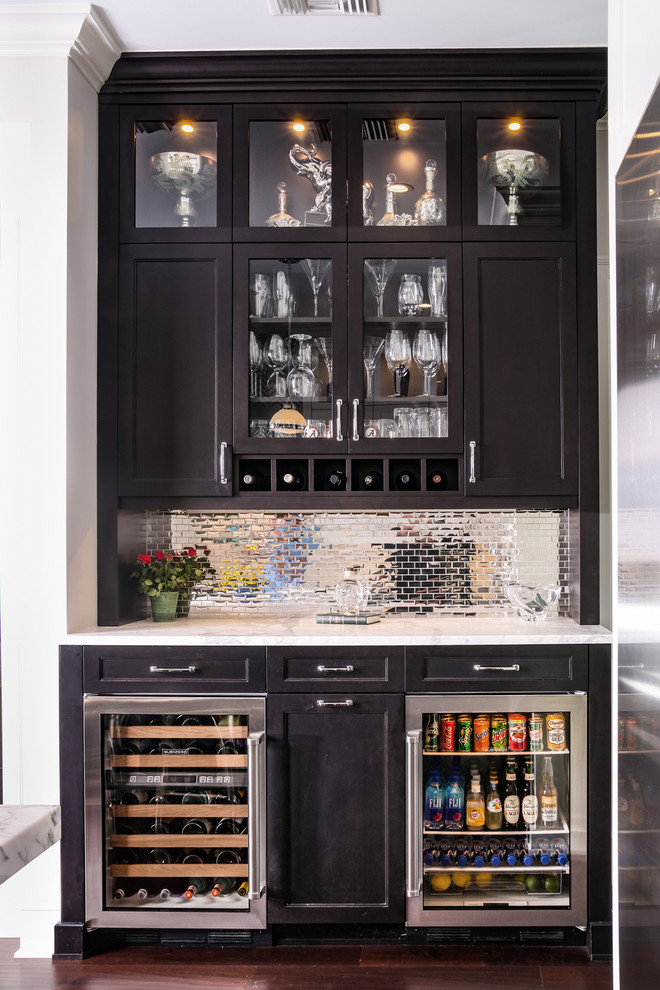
<box><xmin>184</xmin><ymin>877</ymin><xmax>216</xmax><ymax>899</ymax></box>
<box><xmin>361</xmin><ymin>471</ymin><xmax>383</xmax><ymax>491</ymax></box>
<box><xmin>112</xmin><ymin>881</ymin><xmax>149</xmax><ymax>901</ymax></box>
<box><xmin>427</xmin><ymin>471</ymin><xmax>447</xmax><ymax>490</ymax></box>
<box><xmin>180</xmin><ymin>817</ymin><xmax>212</xmax><ymax>835</ymax></box>
<box><xmin>325</xmin><ymin>469</ymin><xmax>346</xmax><ymax>490</ymax></box>
<box><xmin>237</xmin><ymin>880</ymin><xmax>249</xmax><ymax>897</ymax></box>
<box><xmin>210</xmin><ymin>877</ymin><xmax>239</xmax><ymax>896</ymax></box>
<box><xmin>281</xmin><ymin>469</ymin><xmax>306</xmax><ymax>489</ymax></box>
<box><xmin>394</xmin><ymin>470</ymin><xmax>418</xmax><ymax>491</ymax></box>
<box><xmin>214</xmin><ymin>817</ymin><xmax>247</xmax><ymax>834</ymax></box>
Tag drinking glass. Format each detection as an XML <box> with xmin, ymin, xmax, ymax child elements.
<box><xmin>275</xmin><ymin>270</ymin><xmax>295</xmax><ymax>317</ymax></box>
<box><xmin>393</xmin><ymin>406</ymin><xmax>418</xmax><ymax>438</ymax></box>
<box><xmin>363</xmin><ymin>335</ymin><xmax>385</xmax><ymax>399</ymax></box>
<box><xmin>250</xmin><ymin>273</ymin><xmax>273</xmax><ymax>317</ymax></box>
<box><xmin>265</xmin><ymin>333</ymin><xmax>290</xmax><ymax>397</ymax></box>
<box><xmin>397</xmin><ymin>273</ymin><xmax>423</xmax><ymax>316</ymax></box>
<box><xmin>385</xmin><ymin>328</ymin><xmax>412</xmax><ymax>396</ymax></box>
<box><xmin>413</xmin><ymin>328</ymin><xmax>441</xmax><ymax>395</ymax></box>
<box><xmin>249</xmin><ymin>330</ymin><xmax>263</xmax><ymax>397</ymax></box>
<box><xmin>364</xmin><ymin>258</ymin><xmax>397</xmax><ymax>318</ymax></box>
<box><xmin>314</xmin><ymin>337</ymin><xmax>333</xmax><ymax>397</ymax></box>
<box><xmin>301</xmin><ymin>259</ymin><xmax>331</xmax><ymax>317</ymax></box>
<box><xmin>428</xmin><ymin>262</ymin><xmax>447</xmax><ymax>317</ymax></box>
<box><xmin>287</xmin><ymin>333</ymin><xmax>317</xmax><ymax>398</ymax></box>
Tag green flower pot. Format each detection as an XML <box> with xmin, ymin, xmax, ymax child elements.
<box><xmin>150</xmin><ymin>591</ymin><xmax>179</xmax><ymax>622</ymax></box>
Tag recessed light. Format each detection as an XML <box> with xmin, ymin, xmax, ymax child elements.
<box><xmin>292</xmin><ymin>122</ymin><xmax>306</xmax><ymax>133</ymax></box>
<box><xmin>507</xmin><ymin>120</ymin><xmax>522</xmax><ymax>132</ymax></box>
<box><xmin>180</xmin><ymin>122</ymin><xmax>195</xmax><ymax>134</ymax></box>
<box><xmin>397</xmin><ymin>121</ymin><xmax>412</xmax><ymax>133</ymax></box>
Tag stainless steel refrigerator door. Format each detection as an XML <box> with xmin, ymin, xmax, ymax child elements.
<box><xmin>405</xmin><ymin>693</ymin><xmax>587</xmax><ymax>927</ymax></box>
<box><xmin>84</xmin><ymin>696</ymin><xmax>266</xmax><ymax>929</ymax></box>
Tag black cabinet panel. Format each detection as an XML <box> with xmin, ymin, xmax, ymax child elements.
<box><xmin>464</xmin><ymin>243</ymin><xmax>578</xmax><ymax>496</ymax></box>
<box><xmin>82</xmin><ymin>645</ymin><xmax>266</xmax><ymax>693</ymax></box>
<box><xmin>267</xmin><ymin>646</ymin><xmax>404</xmax><ymax>692</ymax></box>
<box><xmin>267</xmin><ymin>692</ymin><xmax>405</xmax><ymax>923</ymax></box>
<box><xmin>406</xmin><ymin>645</ymin><xmax>588</xmax><ymax>692</ymax></box>
<box><xmin>118</xmin><ymin>245</ymin><xmax>232</xmax><ymax>497</ymax></box>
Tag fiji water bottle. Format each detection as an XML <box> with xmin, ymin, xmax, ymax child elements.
<box><xmin>424</xmin><ymin>769</ymin><xmax>445</xmax><ymax>831</ymax></box>
<box><xmin>444</xmin><ymin>772</ymin><xmax>465</xmax><ymax>830</ymax></box>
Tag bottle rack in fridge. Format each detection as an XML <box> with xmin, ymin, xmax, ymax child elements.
<box><xmin>83</xmin><ymin>697</ymin><xmax>266</xmax><ymax>929</ymax></box>
<box><xmin>405</xmin><ymin>693</ymin><xmax>587</xmax><ymax>928</ymax></box>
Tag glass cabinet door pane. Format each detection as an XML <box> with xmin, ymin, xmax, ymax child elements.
<box><xmin>248</xmin><ymin>258</ymin><xmax>334</xmax><ymax>440</ymax></box>
<box><xmin>477</xmin><ymin>118</ymin><xmax>561</xmax><ymax>226</ymax></box>
<box><xmin>362</xmin><ymin>257</ymin><xmax>448</xmax><ymax>439</ymax></box>
<box><xmin>135</xmin><ymin>120</ymin><xmax>218</xmax><ymax>228</ymax></box>
<box><xmin>249</xmin><ymin>120</ymin><xmax>333</xmax><ymax>228</ymax></box>
<box><xmin>104</xmin><ymin>712</ymin><xmax>249</xmax><ymax>909</ymax></box>
<box><xmin>362</xmin><ymin>118</ymin><xmax>447</xmax><ymax>227</ymax></box>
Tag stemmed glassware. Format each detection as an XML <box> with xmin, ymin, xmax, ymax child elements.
<box><xmin>264</xmin><ymin>333</ymin><xmax>290</xmax><ymax>397</ymax></box>
<box><xmin>384</xmin><ymin>328</ymin><xmax>412</xmax><ymax>397</ymax></box>
<box><xmin>301</xmin><ymin>259</ymin><xmax>331</xmax><ymax>318</ymax></box>
<box><xmin>413</xmin><ymin>328</ymin><xmax>441</xmax><ymax>395</ymax></box>
<box><xmin>286</xmin><ymin>333</ymin><xmax>318</xmax><ymax>398</ymax></box>
<box><xmin>314</xmin><ymin>337</ymin><xmax>333</xmax><ymax>398</ymax></box>
<box><xmin>363</xmin><ymin>336</ymin><xmax>385</xmax><ymax>399</ymax></box>
<box><xmin>249</xmin><ymin>330</ymin><xmax>264</xmax><ymax>397</ymax></box>
<box><xmin>364</xmin><ymin>259</ymin><xmax>397</xmax><ymax>318</ymax></box>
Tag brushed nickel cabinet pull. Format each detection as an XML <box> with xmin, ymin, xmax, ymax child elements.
<box><xmin>219</xmin><ymin>441</ymin><xmax>229</xmax><ymax>485</ymax></box>
<box><xmin>468</xmin><ymin>440</ymin><xmax>476</xmax><ymax>483</ymax></box>
<box><xmin>316</xmin><ymin>699</ymin><xmax>354</xmax><ymax>707</ymax></box>
<box><xmin>473</xmin><ymin>664</ymin><xmax>521</xmax><ymax>672</ymax></box>
<box><xmin>352</xmin><ymin>398</ymin><xmax>360</xmax><ymax>441</ymax></box>
<box><xmin>148</xmin><ymin>665</ymin><xmax>198</xmax><ymax>674</ymax></box>
<box><xmin>406</xmin><ymin>730</ymin><xmax>422</xmax><ymax>897</ymax></box>
<box><xmin>335</xmin><ymin>398</ymin><xmax>344</xmax><ymax>441</ymax></box>
<box><xmin>317</xmin><ymin>664</ymin><xmax>355</xmax><ymax>673</ymax></box>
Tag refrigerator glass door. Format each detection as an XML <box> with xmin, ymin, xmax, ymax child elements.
<box><xmin>84</xmin><ymin>696</ymin><xmax>266</xmax><ymax>929</ymax></box>
<box><xmin>406</xmin><ymin>693</ymin><xmax>587</xmax><ymax>927</ymax></box>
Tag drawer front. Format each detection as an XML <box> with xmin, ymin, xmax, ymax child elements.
<box><xmin>83</xmin><ymin>646</ymin><xmax>266</xmax><ymax>694</ymax></box>
<box><xmin>267</xmin><ymin>646</ymin><xmax>404</xmax><ymax>692</ymax></box>
<box><xmin>406</xmin><ymin>646</ymin><xmax>588</xmax><ymax>692</ymax></box>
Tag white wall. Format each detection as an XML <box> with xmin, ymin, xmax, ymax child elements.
<box><xmin>609</xmin><ymin>0</ymin><xmax>660</xmax><ymax>171</ymax></box>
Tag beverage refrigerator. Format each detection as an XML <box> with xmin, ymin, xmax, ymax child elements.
<box><xmin>405</xmin><ymin>694</ymin><xmax>587</xmax><ymax>928</ymax></box>
<box><xmin>83</xmin><ymin>697</ymin><xmax>266</xmax><ymax>929</ymax></box>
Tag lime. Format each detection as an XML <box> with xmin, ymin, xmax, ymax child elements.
<box><xmin>451</xmin><ymin>872</ymin><xmax>471</xmax><ymax>888</ymax></box>
<box><xmin>430</xmin><ymin>873</ymin><xmax>452</xmax><ymax>892</ymax></box>
<box><xmin>544</xmin><ymin>873</ymin><xmax>561</xmax><ymax>893</ymax></box>
<box><xmin>524</xmin><ymin>873</ymin><xmax>542</xmax><ymax>893</ymax></box>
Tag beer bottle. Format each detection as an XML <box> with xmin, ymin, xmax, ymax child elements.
<box><xmin>424</xmin><ymin>713</ymin><xmax>440</xmax><ymax>752</ymax></box>
<box><xmin>485</xmin><ymin>774</ymin><xmax>503</xmax><ymax>831</ymax></box>
<box><xmin>503</xmin><ymin>757</ymin><xmax>521</xmax><ymax>830</ymax></box>
<box><xmin>521</xmin><ymin>758</ymin><xmax>538</xmax><ymax>828</ymax></box>
<box><xmin>540</xmin><ymin>756</ymin><xmax>559</xmax><ymax>826</ymax></box>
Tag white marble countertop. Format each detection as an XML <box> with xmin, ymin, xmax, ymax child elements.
<box><xmin>64</xmin><ymin>614</ymin><xmax>611</xmax><ymax>646</ymax></box>
<box><xmin>0</xmin><ymin>806</ymin><xmax>61</xmax><ymax>885</ymax></box>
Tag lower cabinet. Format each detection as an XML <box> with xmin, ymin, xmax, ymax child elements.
<box><xmin>266</xmin><ymin>692</ymin><xmax>405</xmax><ymax>924</ymax></box>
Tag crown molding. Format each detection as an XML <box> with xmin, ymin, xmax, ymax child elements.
<box><xmin>0</xmin><ymin>3</ymin><xmax>121</xmax><ymax>90</ymax></box>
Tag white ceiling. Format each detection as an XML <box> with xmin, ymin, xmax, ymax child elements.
<box><xmin>35</xmin><ymin>0</ymin><xmax>609</xmax><ymax>54</ymax></box>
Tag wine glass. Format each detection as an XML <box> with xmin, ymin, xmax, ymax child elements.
<box><xmin>364</xmin><ymin>258</ymin><xmax>397</xmax><ymax>318</ymax></box>
<box><xmin>301</xmin><ymin>259</ymin><xmax>331</xmax><ymax>318</ymax></box>
<box><xmin>264</xmin><ymin>333</ymin><xmax>290</xmax><ymax>397</ymax></box>
<box><xmin>249</xmin><ymin>330</ymin><xmax>264</xmax><ymax>397</ymax></box>
<box><xmin>384</xmin><ymin>328</ymin><xmax>412</xmax><ymax>396</ymax></box>
<box><xmin>413</xmin><ymin>328</ymin><xmax>441</xmax><ymax>395</ymax></box>
<box><xmin>363</xmin><ymin>335</ymin><xmax>385</xmax><ymax>399</ymax></box>
<box><xmin>287</xmin><ymin>334</ymin><xmax>317</xmax><ymax>398</ymax></box>
<box><xmin>314</xmin><ymin>337</ymin><xmax>333</xmax><ymax>398</ymax></box>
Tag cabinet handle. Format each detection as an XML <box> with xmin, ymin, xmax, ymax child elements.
<box><xmin>148</xmin><ymin>665</ymin><xmax>198</xmax><ymax>674</ymax></box>
<box><xmin>317</xmin><ymin>665</ymin><xmax>355</xmax><ymax>673</ymax></box>
<box><xmin>219</xmin><ymin>441</ymin><xmax>229</xmax><ymax>485</ymax></box>
<box><xmin>247</xmin><ymin>730</ymin><xmax>265</xmax><ymax>900</ymax></box>
<box><xmin>352</xmin><ymin>398</ymin><xmax>360</xmax><ymax>441</ymax></box>
<box><xmin>316</xmin><ymin>699</ymin><xmax>354</xmax><ymax>707</ymax></box>
<box><xmin>335</xmin><ymin>398</ymin><xmax>344</xmax><ymax>441</ymax></box>
<box><xmin>473</xmin><ymin>663</ymin><xmax>521</xmax><ymax>672</ymax></box>
<box><xmin>406</xmin><ymin>730</ymin><xmax>422</xmax><ymax>897</ymax></box>
<box><xmin>468</xmin><ymin>440</ymin><xmax>476</xmax><ymax>483</ymax></box>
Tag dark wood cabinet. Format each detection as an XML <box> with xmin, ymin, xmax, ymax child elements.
<box><xmin>266</xmin><ymin>691</ymin><xmax>405</xmax><ymax>923</ymax></box>
<box><xmin>463</xmin><ymin>242</ymin><xmax>579</xmax><ymax>496</ymax></box>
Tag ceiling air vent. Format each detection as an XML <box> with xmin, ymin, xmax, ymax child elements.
<box><xmin>268</xmin><ymin>0</ymin><xmax>379</xmax><ymax>14</ymax></box>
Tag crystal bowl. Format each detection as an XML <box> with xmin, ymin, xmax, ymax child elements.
<box><xmin>504</xmin><ymin>584</ymin><xmax>562</xmax><ymax>622</ymax></box>
<box><xmin>149</xmin><ymin>151</ymin><xmax>217</xmax><ymax>197</ymax></box>
<box><xmin>480</xmin><ymin>149</ymin><xmax>549</xmax><ymax>190</ymax></box>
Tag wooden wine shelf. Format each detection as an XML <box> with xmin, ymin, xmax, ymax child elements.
<box><xmin>111</xmin><ymin>804</ymin><xmax>248</xmax><ymax>817</ymax></box>
<box><xmin>111</xmin><ymin>725</ymin><xmax>248</xmax><ymax>739</ymax></box>
<box><xmin>111</xmin><ymin>834</ymin><xmax>248</xmax><ymax>848</ymax></box>
<box><xmin>111</xmin><ymin>755</ymin><xmax>248</xmax><ymax>768</ymax></box>
<box><xmin>111</xmin><ymin>864</ymin><xmax>247</xmax><ymax>878</ymax></box>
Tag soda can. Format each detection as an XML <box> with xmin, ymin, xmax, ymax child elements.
<box><xmin>528</xmin><ymin>714</ymin><xmax>544</xmax><ymax>751</ymax></box>
<box><xmin>425</xmin><ymin>713</ymin><xmax>440</xmax><ymax>752</ymax></box>
<box><xmin>458</xmin><ymin>715</ymin><xmax>473</xmax><ymax>751</ymax></box>
<box><xmin>546</xmin><ymin>713</ymin><xmax>566</xmax><ymax>750</ymax></box>
<box><xmin>473</xmin><ymin>715</ymin><xmax>490</xmax><ymax>752</ymax></box>
<box><xmin>441</xmin><ymin>715</ymin><xmax>457</xmax><ymax>752</ymax></box>
<box><xmin>491</xmin><ymin>715</ymin><xmax>508</xmax><ymax>750</ymax></box>
<box><xmin>508</xmin><ymin>713</ymin><xmax>527</xmax><ymax>751</ymax></box>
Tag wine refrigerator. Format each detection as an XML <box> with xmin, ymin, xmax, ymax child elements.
<box><xmin>83</xmin><ymin>696</ymin><xmax>266</xmax><ymax>929</ymax></box>
<box><xmin>405</xmin><ymin>693</ymin><xmax>587</xmax><ymax>927</ymax></box>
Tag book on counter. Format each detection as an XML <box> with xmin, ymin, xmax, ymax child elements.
<box><xmin>316</xmin><ymin>613</ymin><xmax>381</xmax><ymax>625</ymax></box>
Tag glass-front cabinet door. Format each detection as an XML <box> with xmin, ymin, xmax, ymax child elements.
<box><xmin>348</xmin><ymin>104</ymin><xmax>461</xmax><ymax>238</ymax></box>
<box><xmin>462</xmin><ymin>103</ymin><xmax>576</xmax><ymax>239</ymax></box>
<box><xmin>119</xmin><ymin>106</ymin><xmax>232</xmax><ymax>242</ymax></box>
<box><xmin>233</xmin><ymin>244</ymin><xmax>348</xmax><ymax>453</ymax></box>
<box><xmin>233</xmin><ymin>106</ymin><xmax>346</xmax><ymax>240</ymax></box>
<box><xmin>348</xmin><ymin>243</ymin><xmax>463</xmax><ymax>454</ymax></box>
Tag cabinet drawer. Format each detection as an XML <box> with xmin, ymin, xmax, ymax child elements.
<box><xmin>83</xmin><ymin>646</ymin><xmax>266</xmax><ymax>694</ymax></box>
<box><xmin>267</xmin><ymin>646</ymin><xmax>404</xmax><ymax>692</ymax></box>
<box><xmin>406</xmin><ymin>646</ymin><xmax>588</xmax><ymax>692</ymax></box>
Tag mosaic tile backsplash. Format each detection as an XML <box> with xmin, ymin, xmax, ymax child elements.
<box><xmin>144</xmin><ymin>510</ymin><xmax>570</xmax><ymax>618</ymax></box>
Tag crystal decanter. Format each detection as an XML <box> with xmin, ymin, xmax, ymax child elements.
<box><xmin>265</xmin><ymin>182</ymin><xmax>302</xmax><ymax>227</ymax></box>
<box><xmin>414</xmin><ymin>159</ymin><xmax>446</xmax><ymax>225</ymax></box>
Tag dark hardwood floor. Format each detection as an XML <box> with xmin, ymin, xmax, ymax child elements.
<box><xmin>0</xmin><ymin>939</ymin><xmax>614</xmax><ymax>990</ymax></box>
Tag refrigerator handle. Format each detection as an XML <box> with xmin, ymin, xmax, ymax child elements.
<box><xmin>247</xmin><ymin>730</ymin><xmax>265</xmax><ymax>900</ymax></box>
<box><xmin>406</xmin><ymin>729</ymin><xmax>422</xmax><ymax>898</ymax></box>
